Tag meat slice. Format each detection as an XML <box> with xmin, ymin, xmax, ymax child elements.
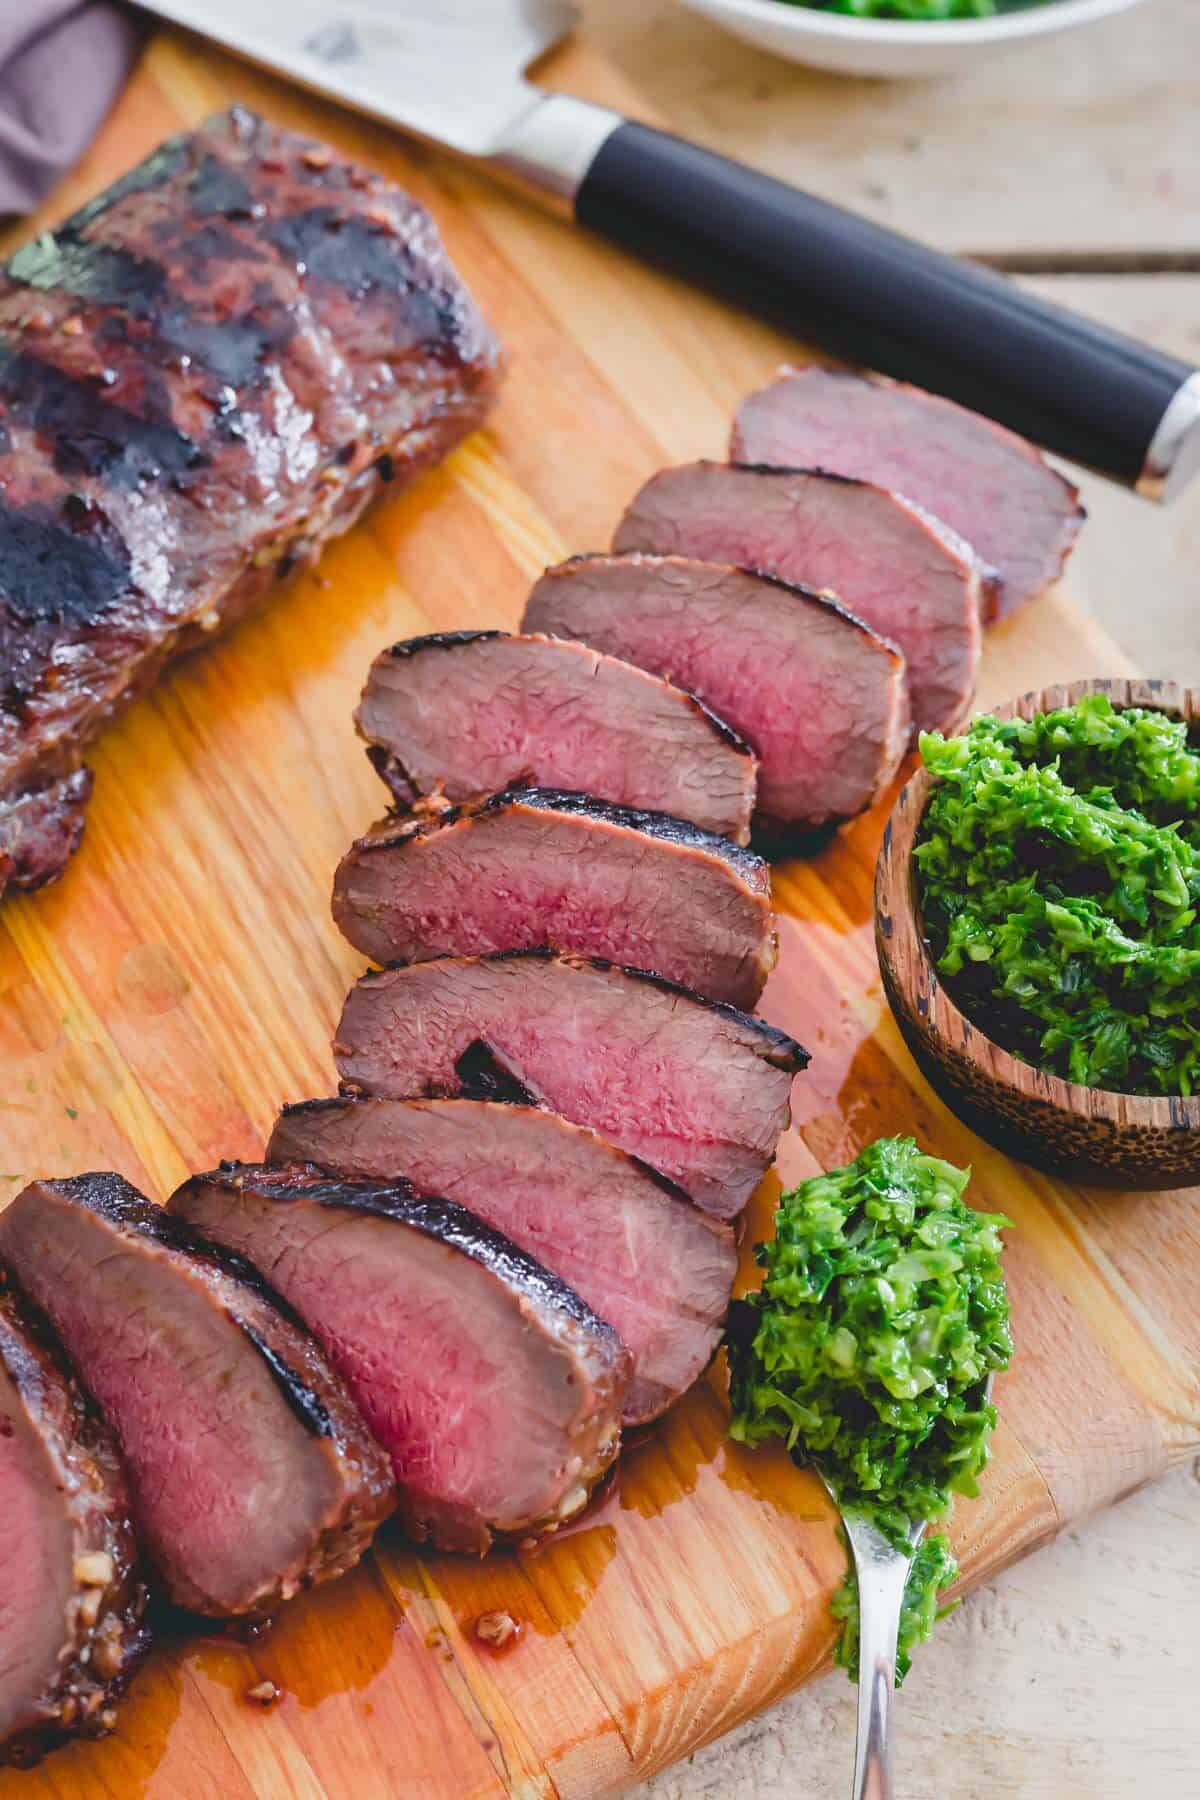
<box><xmin>0</xmin><ymin>1175</ymin><xmax>395</xmax><ymax>1618</ymax></box>
<box><xmin>334</xmin><ymin>951</ymin><xmax>807</xmax><ymax>1217</ymax></box>
<box><xmin>169</xmin><ymin>1164</ymin><xmax>629</xmax><ymax>1553</ymax></box>
<box><xmin>610</xmin><ymin>458</ymin><xmax>982</xmax><ymax>739</ymax></box>
<box><xmin>524</xmin><ymin>554</ymin><xmax>910</xmax><ymax>826</ymax></box>
<box><xmin>357</xmin><ymin>630</ymin><xmax>757</xmax><ymax>843</ymax></box>
<box><xmin>267</xmin><ymin>1096</ymin><xmax>737</xmax><ymax>1423</ymax></box>
<box><xmin>731</xmin><ymin>367</ymin><xmax>1084</xmax><ymax>619</ymax></box>
<box><xmin>0</xmin><ymin>107</ymin><xmax>500</xmax><ymax>897</ymax></box>
<box><xmin>0</xmin><ymin>1276</ymin><xmax>148</xmax><ymax>1768</ymax></box>
<box><xmin>332</xmin><ymin>788</ymin><xmax>777</xmax><ymax>1008</ymax></box>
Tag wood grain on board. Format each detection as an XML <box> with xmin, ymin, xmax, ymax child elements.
<box><xmin>0</xmin><ymin>28</ymin><xmax>1197</xmax><ymax>1800</ymax></box>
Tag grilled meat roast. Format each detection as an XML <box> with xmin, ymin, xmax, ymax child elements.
<box><xmin>334</xmin><ymin>950</ymin><xmax>806</xmax><ymax>1217</ymax></box>
<box><xmin>732</xmin><ymin>367</ymin><xmax>1084</xmax><ymax>620</ymax></box>
<box><xmin>0</xmin><ymin>1175</ymin><xmax>395</xmax><ymax>1618</ymax></box>
<box><xmin>525</xmin><ymin>553</ymin><xmax>911</xmax><ymax>825</ymax></box>
<box><xmin>333</xmin><ymin>787</ymin><xmax>777</xmax><ymax>1007</ymax></box>
<box><xmin>267</xmin><ymin>1096</ymin><xmax>737</xmax><ymax>1424</ymax></box>
<box><xmin>170</xmin><ymin>1163</ymin><xmax>629</xmax><ymax>1554</ymax></box>
<box><xmin>357</xmin><ymin>629</ymin><xmax>757</xmax><ymax>841</ymax></box>
<box><xmin>0</xmin><ymin>1275</ymin><xmax>148</xmax><ymax>1768</ymax></box>
<box><xmin>0</xmin><ymin>107</ymin><xmax>499</xmax><ymax>897</ymax></box>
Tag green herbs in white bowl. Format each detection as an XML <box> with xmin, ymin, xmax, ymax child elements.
<box><xmin>726</xmin><ymin>1136</ymin><xmax>1012</xmax><ymax>1678</ymax></box>
<box><xmin>676</xmin><ymin>0</ymin><xmax>1148</xmax><ymax>79</ymax></box>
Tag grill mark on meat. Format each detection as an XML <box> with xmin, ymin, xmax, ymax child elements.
<box><xmin>0</xmin><ymin>499</ymin><xmax>134</xmax><ymax>631</ymax></box>
<box><xmin>0</xmin><ymin>347</ymin><xmax>205</xmax><ymax>489</ymax></box>
<box><xmin>384</xmin><ymin>629</ymin><xmax>505</xmax><ymax>656</ymax></box>
<box><xmin>236</xmin><ymin>1322</ymin><xmax>333</xmax><ymax>1438</ymax></box>
<box><xmin>263</xmin><ymin>208</ymin><xmax>468</xmax><ymax>360</ymax></box>
<box><xmin>188</xmin><ymin>154</ymin><xmax>259</xmax><ymax>221</ymax></box>
<box><xmin>0</xmin><ymin>109</ymin><xmax>500</xmax><ymax>895</ymax></box>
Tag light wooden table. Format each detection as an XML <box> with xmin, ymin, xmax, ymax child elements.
<box><xmin>578</xmin><ymin>2</ymin><xmax>1200</xmax><ymax>1794</ymax></box>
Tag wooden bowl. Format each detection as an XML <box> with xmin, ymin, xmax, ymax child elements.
<box><xmin>875</xmin><ymin>678</ymin><xmax>1200</xmax><ymax>1189</ymax></box>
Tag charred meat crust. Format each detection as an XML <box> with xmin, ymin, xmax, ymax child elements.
<box><xmin>201</xmin><ymin>1159</ymin><xmax>626</xmax><ymax>1349</ymax></box>
<box><xmin>0</xmin><ymin>1274</ymin><xmax>149</xmax><ymax>1769</ymax></box>
<box><xmin>171</xmin><ymin>1161</ymin><xmax>629</xmax><ymax>1550</ymax></box>
<box><xmin>0</xmin><ymin>107</ymin><xmax>501</xmax><ymax>896</ymax></box>
<box><xmin>355</xmin><ymin>787</ymin><xmax>771</xmax><ymax>889</ymax></box>
<box><xmin>0</xmin><ymin>1175</ymin><xmax>396</xmax><ymax>1617</ymax></box>
<box><xmin>39</xmin><ymin>1173</ymin><xmax>337</xmax><ymax>1428</ymax></box>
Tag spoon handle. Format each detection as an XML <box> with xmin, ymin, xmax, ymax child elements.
<box><xmin>844</xmin><ymin>1517</ymin><xmax>917</xmax><ymax>1800</ymax></box>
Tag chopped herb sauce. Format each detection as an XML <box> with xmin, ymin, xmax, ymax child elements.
<box><xmin>726</xmin><ymin>1137</ymin><xmax>1012</xmax><ymax>1681</ymax></box>
<box><xmin>917</xmin><ymin>694</ymin><xmax>1200</xmax><ymax>1094</ymax></box>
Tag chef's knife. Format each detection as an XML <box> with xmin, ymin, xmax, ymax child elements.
<box><xmin>138</xmin><ymin>0</ymin><xmax>1200</xmax><ymax>500</ymax></box>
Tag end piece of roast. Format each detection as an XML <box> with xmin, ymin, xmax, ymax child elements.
<box><xmin>358</xmin><ymin>630</ymin><xmax>757</xmax><ymax>843</ymax></box>
<box><xmin>0</xmin><ymin>1175</ymin><xmax>395</xmax><ymax>1618</ymax></box>
<box><xmin>525</xmin><ymin>553</ymin><xmax>911</xmax><ymax>824</ymax></box>
<box><xmin>612</xmin><ymin>461</ymin><xmax>983</xmax><ymax>739</ymax></box>
<box><xmin>332</xmin><ymin>788</ymin><xmax>777</xmax><ymax>1009</ymax></box>
<box><xmin>0</xmin><ymin>107</ymin><xmax>501</xmax><ymax>898</ymax></box>
<box><xmin>169</xmin><ymin>1163</ymin><xmax>629</xmax><ymax>1554</ymax></box>
<box><xmin>334</xmin><ymin>951</ymin><xmax>807</xmax><ymax>1217</ymax></box>
<box><xmin>0</xmin><ymin>1275</ymin><xmax>148</xmax><ymax>1768</ymax></box>
<box><xmin>266</xmin><ymin>1096</ymin><xmax>737</xmax><ymax>1424</ymax></box>
<box><xmin>731</xmin><ymin>367</ymin><xmax>1084</xmax><ymax>620</ymax></box>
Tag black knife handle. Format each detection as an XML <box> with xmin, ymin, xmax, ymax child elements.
<box><xmin>574</xmin><ymin>120</ymin><xmax>1197</xmax><ymax>490</ymax></box>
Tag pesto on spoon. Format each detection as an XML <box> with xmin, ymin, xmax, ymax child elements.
<box><xmin>726</xmin><ymin>1137</ymin><xmax>1012</xmax><ymax>1693</ymax></box>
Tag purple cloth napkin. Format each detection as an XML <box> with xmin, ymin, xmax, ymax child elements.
<box><xmin>0</xmin><ymin>2</ymin><xmax>140</xmax><ymax>215</ymax></box>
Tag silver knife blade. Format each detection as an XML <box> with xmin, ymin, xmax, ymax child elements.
<box><xmin>139</xmin><ymin>0</ymin><xmax>579</xmax><ymax>158</ymax></box>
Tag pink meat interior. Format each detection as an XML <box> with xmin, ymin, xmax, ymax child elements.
<box><xmin>528</xmin><ymin>554</ymin><xmax>904</xmax><ymax>821</ymax></box>
<box><xmin>337</xmin><ymin>957</ymin><xmax>791</xmax><ymax>1217</ymax></box>
<box><xmin>194</xmin><ymin>1198</ymin><xmax>581</xmax><ymax>1532</ymax></box>
<box><xmin>270</xmin><ymin>1099</ymin><xmax>735</xmax><ymax>1419</ymax></box>
<box><xmin>339</xmin><ymin>803</ymin><xmax>772</xmax><ymax>1008</ymax></box>
<box><xmin>12</xmin><ymin>1207</ymin><xmax>336</xmax><ymax>1609</ymax></box>
<box><xmin>0</xmin><ymin>1370</ymin><xmax>73</xmax><ymax>1738</ymax></box>
<box><xmin>359</xmin><ymin>635</ymin><xmax>754</xmax><ymax>839</ymax></box>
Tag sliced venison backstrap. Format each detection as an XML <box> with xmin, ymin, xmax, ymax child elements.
<box><xmin>732</xmin><ymin>367</ymin><xmax>1084</xmax><ymax>620</ymax></box>
<box><xmin>358</xmin><ymin>630</ymin><xmax>757</xmax><ymax>842</ymax></box>
<box><xmin>334</xmin><ymin>950</ymin><xmax>807</xmax><ymax>1217</ymax></box>
<box><xmin>525</xmin><ymin>552</ymin><xmax>911</xmax><ymax>825</ymax></box>
<box><xmin>170</xmin><ymin>1163</ymin><xmax>629</xmax><ymax>1554</ymax></box>
<box><xmin>332</xmin><ymin>788</ymin><xmax>777</xmax><ymax>1009</ymax></box>
<box><xmin>0</xmin><ymin>1175</ymin><xmax>395</xmax><ymax>1618</ymax></box>
<box><xmin>267</xmin><ymin>1095</ymin><xmax>738</xmax><ymax>1424</ymax></box>
<box><xmin>0</xmin><ymin>1276</ymin><xmax>148</xmax><ymax>1768</ymax></box>
<box><xmin>610</xmin><ymin>460</ymin><xmax>982</xmax><ymax>740</ymax></box>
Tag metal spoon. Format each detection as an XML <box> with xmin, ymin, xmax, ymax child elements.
<box><xmin>821</xmin><ymin>1376</ymin><xmax>993</xmax><ymax>1800</ymax></box>
<box><xmin>831</xmin><ymin>1500</ymin><xmax>925</xmax><ymax>1800</ymax></box>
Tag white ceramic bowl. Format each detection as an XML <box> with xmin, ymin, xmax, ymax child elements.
<box><xmin>676</xmin><ymin>0</ymin><xmax>1147</xmax><ymax>78</ymax></box>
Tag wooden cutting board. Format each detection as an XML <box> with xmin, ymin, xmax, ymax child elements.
<box><xmin>1</xmin><ymin>28</ymin><xmax>1197</xmax><ymax>1800</ymax></box>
